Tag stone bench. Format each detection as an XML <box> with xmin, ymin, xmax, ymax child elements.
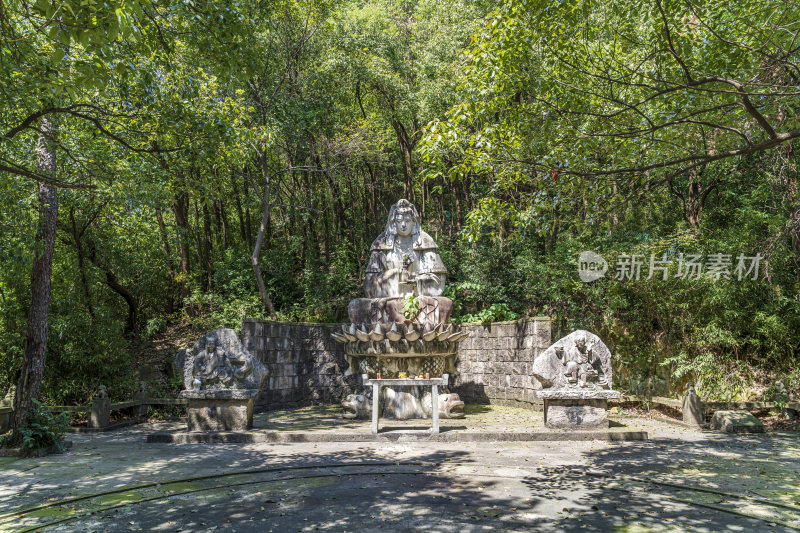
<box><xmin>363</xmin><ymin>374</ymin><xmax>449</xmax><ymax>434</ymax></box>
<box><xmin>535</xmin><ymin>389</ymin><xmax>620</xmax><ymax>429</ymax></box>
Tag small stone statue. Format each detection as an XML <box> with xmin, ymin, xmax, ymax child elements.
<box><xmin>681</xmin><ymin>382</ymin><xmax>704</xmax><ymax>427</ymax></box>
<box><xmin>533</xmin><ymin>330</ymin><xmax>612</xmax><ymax>390</ymax></box>
<box><xmin>195</xmin><ymin>337</ymin><xmax>234</xmax><ymax>388</ymax></box>
<box><xmin>773</xmin><ymin>380</ymin><xmax>798</xmax><ymax>419</ymax></box>
<box><xmin>533</xmin><ymin>330</ymin><xmax>619</xmax><ymax>429</ymax></box>
<box><xmin>95</xmin><ymin>384</ymin><xmax>108</xmax><ymax>399</ymax></box>
<box><xmin>180</xmin><ymin>328</ymin><xmax>269</xmax><ymax>391</ymax></box>
<box><xmin>560</xmin><ymin>334</ymin><xmax>600</xmax><ymax>388</ymax></box>
<box><xmin>341</xmin><ymin>391</ymin><xmax>376</xmax><ymax>419</ymax></box>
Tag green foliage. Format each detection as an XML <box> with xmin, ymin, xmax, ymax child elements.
<box><xmin>143</xmin><ymin>316</ymin><xmax>167</xmax><ymax>341</ymax></box>
<box><xmin>17</xmin><ymin>400</ymin><xmax>69</xmax><ymax>455</ymax></box>
<box><xmin>0</xmin><ymin>0</ymin><xmax>798</xmax><ymax>408</ymax></box>
<box><xmin>458</xmin><ymin>303</ymin><xmax>518</xmax><ymax>325</ymax></box>
<box><xmin>403</xmin><ymin>294</ymin><xmax>421</xmax><ymax>320</ymax></box>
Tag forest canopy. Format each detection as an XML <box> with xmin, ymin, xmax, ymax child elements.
<box><xmin>1</xmin><ymin>0</ymin><xmax>799</xmax><ymax>416</ymax></box>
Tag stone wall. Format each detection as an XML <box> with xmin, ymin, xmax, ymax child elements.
<box><xmin>241</xmin><ymin>317</ymin><xmax>551</xmax><ymax>410</ymax></box>
<box><xmin>241</xmin><ymin>319</ymin><xmax>358</xmax><ymax>408</ymax></box>
<box><xmin>452</xmin><ymin>318</ymin><xmax>551</xmax><ymax>409</ymax></box>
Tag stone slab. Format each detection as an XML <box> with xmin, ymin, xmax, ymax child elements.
<box><xmin>146</xmin><ymin>429</ymin><xmax>648</xmax><ymax>443</ymax></box>
<box><xmin>543</xmin><ymin>399</ymin><xmax>610</xmax><ymax>429</ymax></box>
<box><xmin>179</xmin><ymin>389</ymin><xmax>260</xmax><ymax>400</ymax></box>
<box><xmin>536</xmin><ymin>390</ymin><xmax>621</xmax><ymax>400</ymax></box>
<box><xmin>710</xmin><ymin>410</ymin><xmax>765</xmax><ymax>433</ymax></box>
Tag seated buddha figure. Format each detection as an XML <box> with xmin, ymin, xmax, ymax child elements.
<box><xmin>349</xmin><ymin>199</ymin><xmax>452</xmax><ymax>325</ymax></box>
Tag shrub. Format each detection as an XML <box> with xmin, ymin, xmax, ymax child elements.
<box><xmin>17</xmin><ymin>399</ymin><xmax>69</xmax><ymax>455</ymax></box>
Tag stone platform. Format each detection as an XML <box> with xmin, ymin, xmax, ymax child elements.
<box><xmin>146</xmin><ymin>404</ymin><xmax>647</xmax><ymax>443</ymax></box>
<box><xmin>179</xmin><ymin>389</ymin><xmax>259</xmax><ymax>432</ymax></box>
<box><xmin>536</xmin><ymin>389</ymin><xmax>621</xmax><ymax>429</ymax></box>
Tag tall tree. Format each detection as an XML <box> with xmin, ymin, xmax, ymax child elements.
<box><xmin>13</xmin><ymin>118</ymin><xmax>59</xmax><ymax>432</ymax></box>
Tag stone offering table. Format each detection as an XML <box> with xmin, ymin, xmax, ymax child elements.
<box><xmin>536</xmin><ymin>389</ymin><xmax>620</xmax><ymax>429</ymax></box>
<box><xmin>180</xmin><ymin>389</ymin><xmax>259</xmax><ymax>432</ymax></box>
<box><xmin>363</xmin><ymin>374</ymin><xmax>448</xmax><ymax>434</ymax></box>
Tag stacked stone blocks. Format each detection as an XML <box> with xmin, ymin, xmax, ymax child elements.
<box><xmin>242</xmin><ymin>319</ymin><xmax>357</xmax><ymax>408</ymax></box>
<box><xmin>453</xmin><ymin>318</ymin><xmax>551</xmax><ymax>409</ymax></box>
<box><xmin>242</xmin><ymin>317</ymin><xmax>551</xmax><ymax>410</ymax></box>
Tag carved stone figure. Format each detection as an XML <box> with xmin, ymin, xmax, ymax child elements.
<box><xmin>333</xmin><ymin>199</ymin><xmax>467</xmax><ymax>420</ymax></box>
<box><xmin>435</xmin><ymin>393</ymin><xmax>465</xmax><ymax>419</ymax></box>
<box><xmin>532</xmin><ymin>330</ymin><xmax>612</xmax><ymax>390</ymax></box>
<box><xmin>561</xmin><ymin>334</ymin><xmax>602</xmax><ymax>387</ymax></box>
<box><xmin>349</xmin><ymin>199</ymin><xmax>452</xmax><ymax>326</ymax></box>
<box><xmin>365</xmin><ymin>199</ymin><xmax>446</xmax><ymax>298</ymax></box>
<box><xmin>533</xmin><ymin>330</ymin><xmax>619</xmax><ymax>429</ymax></box>
<box><xmin>181</xmin><ymin>328</ymin><xmax>269</xmax><ymax>391</ymax></box>
<box><xmin>341</xmin><ymin>391</ymin><xmax>377</xmax><ymax>419</ymax></box>
<box><xmin>179</xmin><ymin>328</ymin><xmax>268</xmax><ymax>432</ymax></box>
<box><xmin>682</xmin><ymin>382</ymin><xmax>704</xmax><ymax>427</ymax></box>
<box><xmin>341</xmin><ymin>388</ymin><xmax>465</xmax><ymax>420</ymax></box>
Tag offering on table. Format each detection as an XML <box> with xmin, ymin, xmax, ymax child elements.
<box><xmin>399</xmin><ymin>372</ymin><xmax>407</xmax><ymax>379</ymax></box>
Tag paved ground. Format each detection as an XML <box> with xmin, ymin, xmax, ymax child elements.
<box><xmin>147</xmin><ymin>405</ymin><xmax>650</xmax><ymax>442</ymax></box>
<box><xmin>1</xmin><ymin>406</ymin><xmax>799</xmax><ymax>532</ymax></box>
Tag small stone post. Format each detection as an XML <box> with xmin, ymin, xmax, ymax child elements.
<box><xmin>133</xmin><ymin>382</ymin><xmax>148</xmax><ymax>418</ymax></box>
<box><xmin>681</xmin><ymin>382</ymin><xmax>704</xmax><ymax>427</ymax></box>
<box><xmin>89</xmin><ymin>384</ymin><xmax>110</xmax><ymax>429</ymax></box>
<box><xmin>774</xmin><ymin>380</ymin><xmax>797</xmax><ymax>419</ymax></box>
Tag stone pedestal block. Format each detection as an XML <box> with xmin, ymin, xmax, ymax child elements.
<box><xmin>536</xmin><ymin>390</ymin><xmax>620</xmax><ymax>429</ymax></box>
<box><xmin>179</xmin><ymin>390</ymin><xmax>258</xmax><ymax>432</ymax></box>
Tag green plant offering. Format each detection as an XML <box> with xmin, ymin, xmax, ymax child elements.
<box><xmin>18</xmin><ymin>399</ymin><xmax>69</xmax><ymax>455</ymax></box>
<box><xmin>403</xmin><ymin>294</ymin><xmax>421</xmax><ymax>320</ymax></box>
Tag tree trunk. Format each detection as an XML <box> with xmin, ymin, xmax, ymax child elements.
<box><xmin>13</xmin><ymin>117</ymin><xmax>59</xmax><ymax>433</ymax></box>
<box><xmin>781</xmin><ymin>142</ymin><xmax>800</xmax><ymax>287</ymax></box>
<box><xmin>172</xmin><ymin>191</ymin><xmax>191</xmax><ymax>277</ymax></box>
<box><xmin>155</xmin><ymin>209</ymin><xmax>176</xmax><ymax>313</ymax></box>
<box><xmin>104</xmin><ymin>269</ymin><xmax>138</xmax><ymax>335</ymax></box>
<box><xmin>231</xmin><ymin>169</ymin><xmax>247</xmax><ymax>246</ymax></box>
<box><xmin>155</xmin><ymin>209</ymin><xmax>174</xmax><ymax>278</ymax></box>
<box><xmin>69</xmin><ymin>207</ymin><xmax>94</xmax><ymax>319</ymax></box>
<box><xmin>686</xmin><ymin>179</ymin><xmax>702</xmax><ymax>229</ymax></box>
<box><xmin>202</xmin><ymin>199</ymin><xmax>213</xmax><ymax>290</ymax></box>
<box><xmin>392</xmin><ymin>120</ymin><xmax>415</xmax><ymax>201</ymax></box>
<box><xmin>252</xmin><ymin>150</ymin><xmax>277</xmax><ymax>318</ymax></box>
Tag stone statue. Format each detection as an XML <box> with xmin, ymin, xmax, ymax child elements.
<box><xmin>681</xmin><ymin>382</ymin><xmax>704</xmax><ymax>427</ymax></box>
<box><xmin>334</xmin><ymin>199</ymin><xmax>467</xmax><ymax>420</ymax></box>
<box><xmin>181</xmin><ymin>328</ymin><xmax>269</xmax><ymax>391</ymax></box>
<box><xmin>341</xmin><ymin>391</ymin><xmax>378</xmax><ymax>419</ymax></box>
<box><xmin>349</xmin><ymin>199</ymin><xmax>452</xmax><ymax>325</ymax></box>
<box><xmin>195</xmin><ymin>337</ymin><xmax>234</xmax><ymax>388</ymax></box>
<box><xmin>364</xmin><ymin>199</ymin><xmax>447</xmax><ymax>298</ymax></box>
<box><xmin>533</xmin><ymin>330</ymin><xmax>620</xmax><ymax>429</ymax></box>
<box><xmin>532</xmin><ymin>330</ymin><xmax>612</xmax><ymax>390</ymax></box>
<box><xmin>561</xmin><ymin>334</ymin><xmax>602</xmax><ymax>388</ymax></box>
